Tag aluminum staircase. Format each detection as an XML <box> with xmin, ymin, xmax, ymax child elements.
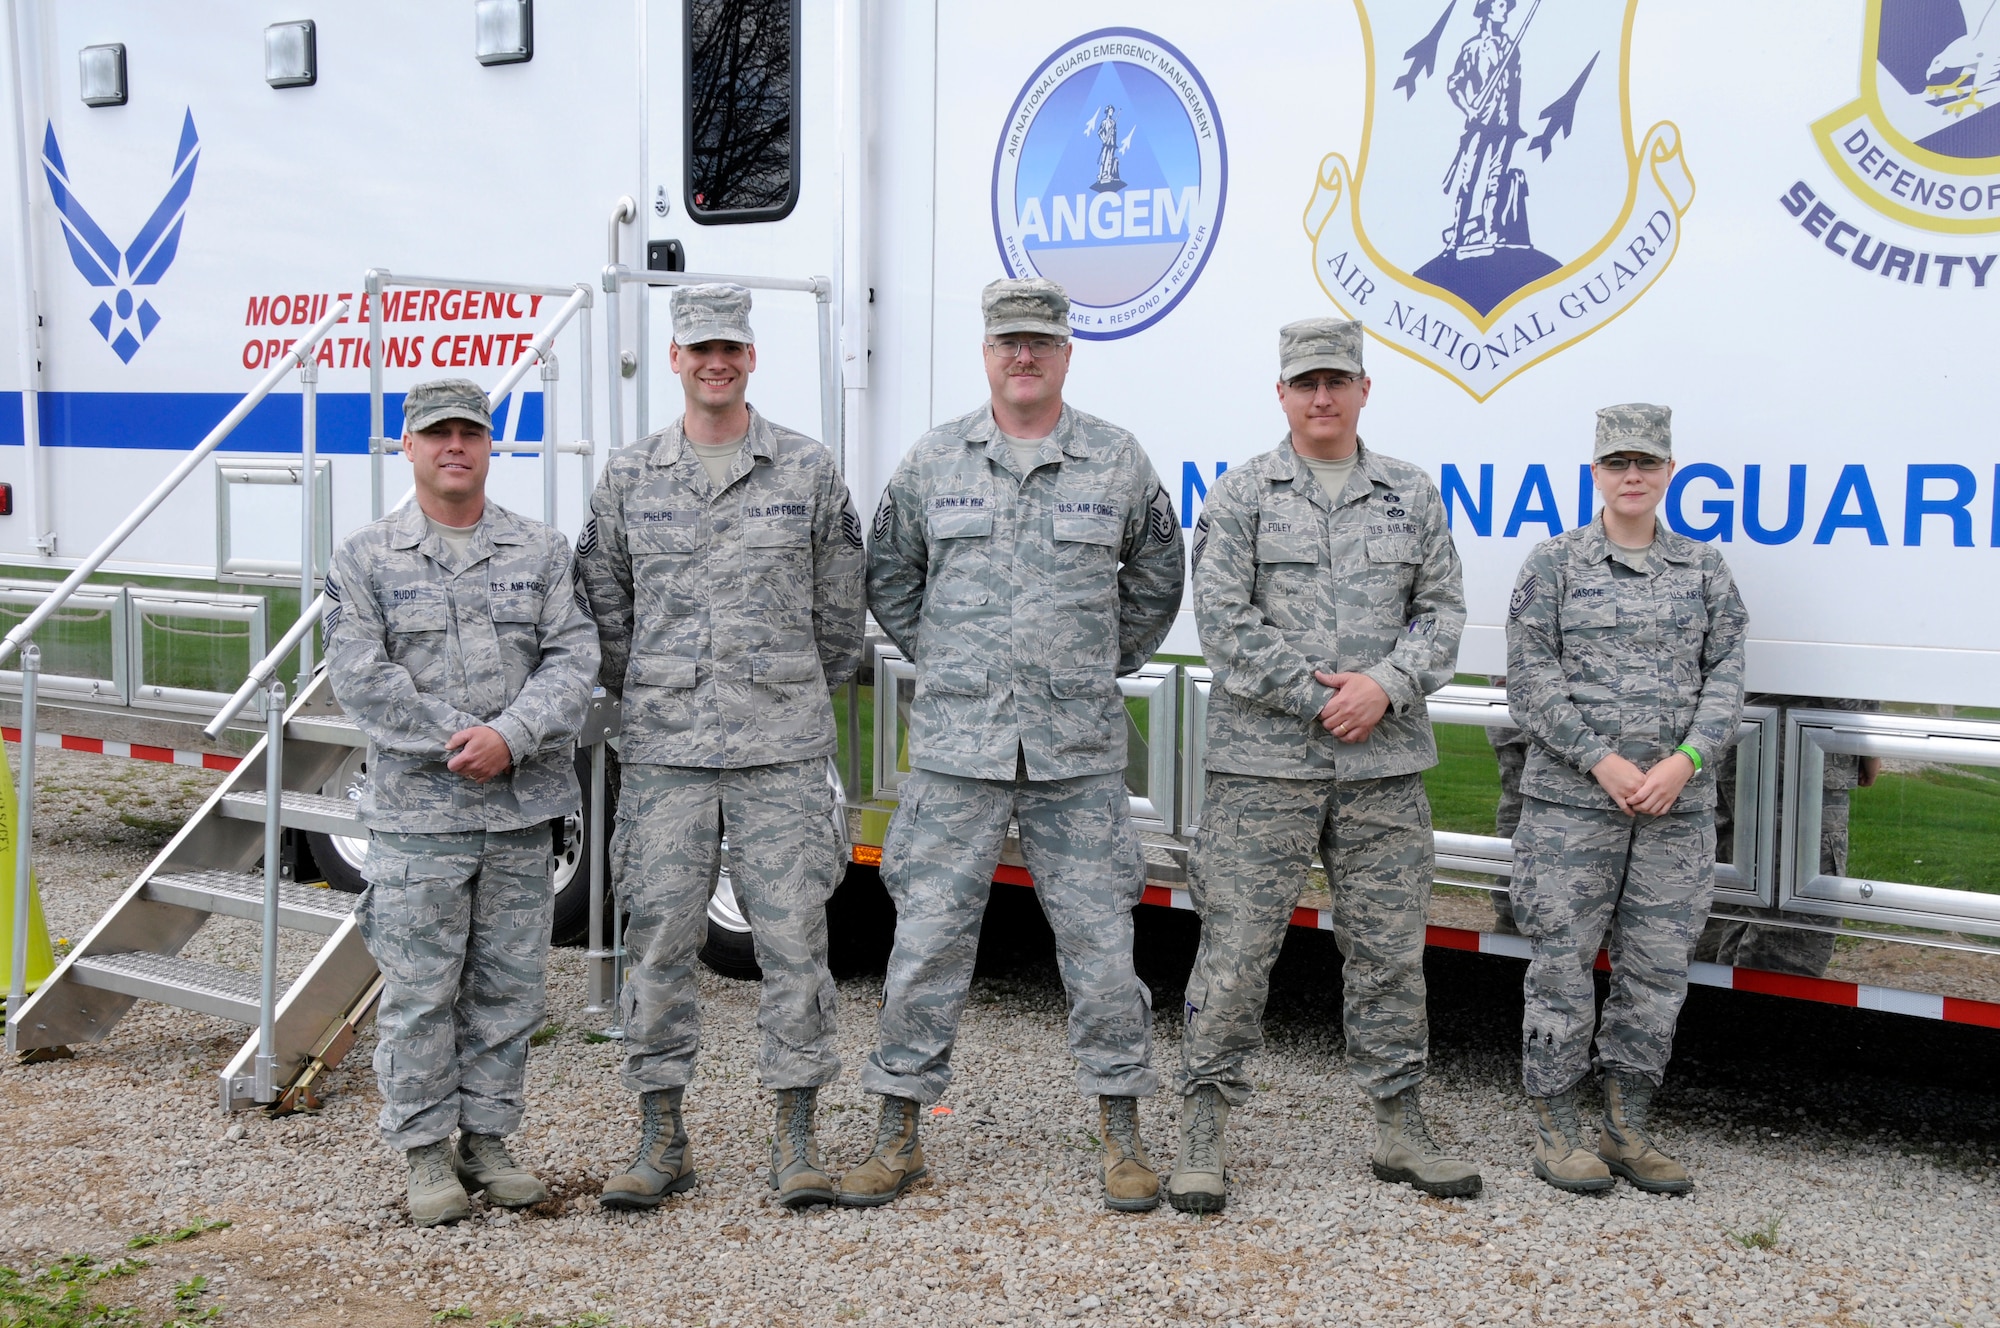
<box><xmin>6</xmin><ymin>671</ymin><xmax>383</xmax><ymax>1111</ymax></box>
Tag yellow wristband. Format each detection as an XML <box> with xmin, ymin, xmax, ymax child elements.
<box><xmin>1675</xmin><ymin>743</ymin><xmax>1702</xmax><ymax>772</ymax></box>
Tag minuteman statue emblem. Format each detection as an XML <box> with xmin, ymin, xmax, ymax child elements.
<box><xmin>1303</xmin><ymin>0</ymin><xmax>1696</xmax><ymax>400</ymax></box>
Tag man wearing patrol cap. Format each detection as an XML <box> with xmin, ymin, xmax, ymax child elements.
<box><xmin>1170</xmin><ymin>318</ymin><xmax>1472</xmax><ymax>1213</ymax></box>
<box><xmin>1504</xmin><ymin>403</ymin><xmax>1747</xmax><ymax>1195</ymax></box>
<box><xmin>574</xmin><ymin>283</ymin><xmax>865</xmax><ymax>1210</ymax></box>
<box><xmin>848</xmin><ymin>276</ymin><xmax>1184</xmax><ymax>1212</ymax></box>
<box><xmin>324</xmin><ymin>377</ymin><xmax>600</xmax><ymax>1226</ymax></box>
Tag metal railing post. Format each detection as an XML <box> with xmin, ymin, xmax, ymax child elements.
<box><xmin>298</xmin><ymin>358</ymin><xmax>319</xmax><ymax>689</ymax></box>
<box><xmin>815</xmin><ymin>281</ymin><xmax>841</xmax><ymax>477</ymax></box>
<box><xmin>583</xmin><ymin>739</ymin><xmax>612</xmax><ymax>1014</ymax></box>
<box><xmin>577</xmin><ymin>293</ymin><xmax>596</xmax><ymax>494</ymax></box>
<box><xmin>367</xmin><ymin>270</ymin><xmax>386</xmax><ymax>520</ymax></box>
<box><xmin>7</xmin><ymin>644</ymin><xmax>38</xmax><ymax>1029</ymax></box>
<box><xmin>602</xmin><ymin>267</ymin><xmax>624</xmax><ymax>455</ymax></box>
<box><xmin>255</xmin><ymin>679</ymin><xmax>285</xmax><ymax>1103</ymax></box>
<box><xmin>540</xmin><ymin>354</ymin><xmax>559</xmax><ymax>527</ymax></box>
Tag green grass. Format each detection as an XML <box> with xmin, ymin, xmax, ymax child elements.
<box><xmin>1848</xmin><ymin>765</ymin><xmax>2000</xmax><ymax>895</ymax></box>
<box><xmin>1422</xmin><ymin>722</ymin><xmax>1507</xmax><ymax>836</ymax></box>
<box><xmin>0</xmin><ymin>1253</ymin><xmax>148</xmax><ymax>1327</ymax></box>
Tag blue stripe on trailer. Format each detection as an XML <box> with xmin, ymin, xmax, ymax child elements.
<box><xmin>0</xmin><ymin>390</ymin><xmax>543</xmax><ymax>451</ymax></box>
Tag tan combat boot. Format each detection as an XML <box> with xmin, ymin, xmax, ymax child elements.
<box><xmin>454</xmin><ymin>1132</ymin><xmax>549</xmax><ymax>1208</ymax></box>
<box><xmin>769</xmin><ymin>1088</ymin><xmax>836</xmax><ymax>1210</ymax></box>
<box><xmin>600</xmin><ymin>1087</ymin><xmax>697</xmax><ymax>1210</ymax></box>
<box><xmin>1371</xmin><ymin>1088</ymin><xmax>1482</xmax><ymax>1199</ymax></box>
<box><xmin>836</xmin><ymin>1095</ymin><xmax>928</xmax><ymax>1208</ymax></box>
<box><xmin>1165</xmin><ymin>1084</ymin><xmax>1230</xmax><ymax>1214</ymax></box>
<box><xmin>1098</xmin><ymin>1095</ymin><xmax>1161</xmax><ymax>1212</ymax></box>
<box><xmin>1528</xmin><ymin>1088</ymin><xmax>1616</xmax><ymax>1193</ymax></box>
<box><xmin>406</xmin><ymin>1139</ymin><xmax>472</xmax><ymax>1227</ymax></box>
<box><xmin>1598</xmin><ymin>1072</ymin><xmax>1693</xmax><ymax>1195</ymax></box>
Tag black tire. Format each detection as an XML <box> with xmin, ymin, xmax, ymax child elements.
<box><xmin>301</xmin><ymin>745</ymin><xmax>618</xmax><ymax>948</ymax></box>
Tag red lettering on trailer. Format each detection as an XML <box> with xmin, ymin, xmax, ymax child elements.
<box><xmin>506</xmin><ymin>294</ymin><xmax>523</xmax><ymax>318</ymax></box>
<box><xmin>269</xmin><ymin>295</ymin><xmax>291</xmax><ymax>324</ymax></box>
<box><xmin>291</xmin><ymin>294</ymin><xmax>311</xmax><ymax>326</ymax></box>
<box><xmin>482</xmin><ymin>292</ymin><xmax>505</xmax><ymax>319</ymax></box>
<box><xmin>244</xmin><ymin>296</ymin><xmax>271</xmax><ymax>326</ymax></box>
<box><xmin>419</xmin><ymin>289</ymin><xmax>441</xmax><ymax>320</ymax></box>
<box><xmin>441</xmin><ymin>289</ymin><xmax>463</xmax><ymax>320</ymax></box>
<box><xmin>241</xmin><ymin>340</ymin><xmax>262</xmax><ymax>368</ymax></box>
<box><xmin>387</xmin><ymin>336</ymin><xmax>422</xmax><ymax>368</ymax></box>
<box><xmin>315</xmin><ymin>337</ymin><xmax>334</xmax><ymax>367</ymax></box>
<box><xmin>452</xmin><ymin>334</ymin><xmax>472</xmax><ymax>366</ymax></box>
<box><xmin>265</xmin><ymin>338</ymin><xmax>282</xmax><ymax>364</ymax></box>
<box><xmin>470</xmin><ymin>334</ymin><xmax>491</xmax><ymax>366</ymax></box>
<box><xmin>529</xmin><ymin>294</ymin><xmax>543</xmax><ymax>317</ymax></box>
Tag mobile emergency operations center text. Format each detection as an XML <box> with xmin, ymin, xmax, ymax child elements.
<box><xmin>5</xmin><ymin>1</ymin><xmax>1999</xmax><ymax>1107</ymax></box>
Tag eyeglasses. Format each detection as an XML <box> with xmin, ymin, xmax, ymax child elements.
<box><xmin>985</xmin><ymin>336</ymin><xmax>1067</xmax><ymax>360</ymax></box>
<box><xmin>1596</xmin><ymin>455</ymin><xmax>1668</xmax><ymax>472</ymax></box>
<box><xmin>1285</xmin><ymin>373</ymin><xmax>1361</xmax><ymax>395</ymax></box>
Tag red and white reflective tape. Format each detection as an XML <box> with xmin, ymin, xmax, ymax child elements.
<box><xmin>1120</xmin><ymin>883</ymin><xmax>2000</xmax><ymax>1031</ymax></box>
<box><xmin>2</xmin><ymin>727</ymin><xmax>241</xmax><ymax>772</ymax></box>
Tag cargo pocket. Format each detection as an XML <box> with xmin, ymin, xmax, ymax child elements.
<box><xmin>752</xmin><ymin>650</ymin><xmax>823</xmax><ymax>686</ymax></box>
<box><xmin>1049</xmin><ymin>667</ymin><xmax>1118</xmax><ymax>755</ymax></box>
<box><xmin>627</xmin><ymin>654</ymin><xmax>698</xmax><ymax>690</ymax></box>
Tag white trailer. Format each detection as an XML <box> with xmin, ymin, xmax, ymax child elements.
<box><xmin>4</xmin><ymin>1</ymin><xmax>1998</xmax><ymax>1103</ymax></box>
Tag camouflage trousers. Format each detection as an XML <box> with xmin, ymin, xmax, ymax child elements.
<box><xmin>1513</xmin><ymin>798</ymin><xmax>1715</xmax><ymax>1097</ymax></box>
<box><xmin>861</xmin><ymin>765</ymin><xmax>1155</xmax><ymax>1103</ymax></box>
<box><xmin>613</xmin><ymin>760</ymin><xmax>843</xmax><ymax>1093</ymax></box>
<box><xmin>1180</xmin><ymin>772</ymin><xmax>1436</xmax><ymax>1105</ymax></box>
<box><xmin>356</xmin><ymin>825</ymin><xmax>554</xmax><ymax>1150</ymax></box>
<box><xmin>1696</xmin><ymin>789</ymin><xmax>1851</xmax><ymax>977</ymax></box>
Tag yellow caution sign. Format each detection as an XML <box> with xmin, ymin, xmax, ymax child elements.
<box><xmin>0</xmin><ymin>751</ymin><xmax>56</xmax><ymax>995</ymax></box>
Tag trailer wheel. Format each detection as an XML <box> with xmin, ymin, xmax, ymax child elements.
<box><xmin>697</xmin><ymin>864</ymin><xmax>762</xmax><ymax>981</ymax></box>
<box><xmin>303</xmin><ymin>745</ymin><xmax>617</xmax><ymax>947</ymax></box>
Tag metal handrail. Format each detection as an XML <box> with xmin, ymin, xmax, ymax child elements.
<box><xmin>0</xmin><ymin>300</ymin><xmax>350</xmax><ymax>670</ymax></box>
<box><xmin>366</xmin><ymin>271</ymin><xmax>597</xmax><ymax>524</ymax></box>
<box><xmin>204</xmin><ymin>592</ymin><xmax>327</xmax><ymax>739</ymax></box>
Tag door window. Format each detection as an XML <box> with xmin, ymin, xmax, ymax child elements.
<box><xmin>685</xmin><ymin>0</ymin><xmax>800</xmax><ymax>223</ymax></box>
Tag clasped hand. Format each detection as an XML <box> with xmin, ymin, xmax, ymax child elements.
<box><xmin>445</xmin><ymin>726</ymin><xmax>514</xmax><ymax>783</ymax></box>
<box><xmin>1314</xmin><ymin>670</ymin><xmax>1390</xmax><ymax>744</ymax></box>
<box><xmin>1591</xmin><ymin>750</ymin><xmax>1695</xmax><ymax>817</ymax></box>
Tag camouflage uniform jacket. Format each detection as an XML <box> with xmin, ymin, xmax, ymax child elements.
<box><xmin>575</xmin><ymin>407</ymin><xmax>864</xmax><ymax>768</ymax></box>
<box><xmin>867</xmin><ymin>402</ymin><xmax>1184</xmax><ymax>782</ymax></box>
<box><xmin>1192</xmin><ymin>439</ymin><xmax>1465</xmax><ymax>780</ymax></box>
<box><xmin>324</xmin><ymin>500</ymin><xmax>599</xmax><ymax>833</ymax></box>
<box><xmin>1505</xmin><ymin>516</ymin><xmax>1749</xmax><ymax>812</ymax></box>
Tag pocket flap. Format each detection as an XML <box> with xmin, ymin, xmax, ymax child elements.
<box><xmin>1256</xmin><ymin>534</ymin><xmax>1320</xmax><ymax>565</ymax></box>
<box><xmin>752</xmin><ymin>650</ymin><xmax>822</xmax><ymax>684</ymax></box>
<box><xmin>628</xmin><ymin>654</ymin><xmax>698</xmax><ymax>689</ymax></box>
<box><xmin>488</xmin><ymin>590</ymin><xmax>540</xmax><ymax>623</ymax></box>
<box><xmin>383</xmin><ymin>587</ymin><xmax>448</xmax><ymax>630</ymax></box>
<box><xmin>1366</xmin><ymin>535</ymin><xmax>1422</xmax><ymax>565</ymax></box>
<box><xmin>928</xmin><ymin>508</ymin><xmax>993</xmax><ymax>540</ymax></box>
<box><xmin>743</xmin><ymin>518</ymin><xmax>810</xmax><ymax>549</ymax></box>
<box><xmin>1559</xmin><ymin>596</ymin><xmax>1619</xmax><ymax>630</ymax></box>
<box><xmin>1053</xmin><ymin>512</ymin><xmax>1120</xmax><ymax>547</ymax></box>
<box><xmin>629</xmin><ymin>522</ymin><xmax>699</xmax><ymax>555</ymax></box>
<box><xmin>920</xmin><ymin>662</ymin><xmax>988</xmax><ymax>696</ymax></box>
<box><xmin>1049</xmin><ymin>668</ymin><xmax>1115</xmax><ymax>699</ymax></box>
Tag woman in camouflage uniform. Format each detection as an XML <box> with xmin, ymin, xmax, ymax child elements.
<box><xmin>1502</xmin><ymin>404</ymin><xmax>1747</xmax><ymax>1195</ymax></box>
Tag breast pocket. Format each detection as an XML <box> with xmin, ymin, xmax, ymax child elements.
<box><xmin>488</xmin><ymin>588</ymin><xmax>541</xmax><ymax>693</ymax></box>
<box><xmin>1051</xmin><ymin>510</ymin><xmax>1119</xmax><ymax>587</ymax></box>
<box><xmin>1255</xmin><ymin>532</ymin><xmax>1321</xmax><ymax>623</ymax></box>
<box><xmin>927</xmin><ymin>507</ymin><xmax>994</xmax><ymax>606</ymax></box>
<box><xmin>381</xmin><ymin>587</ymin><xmax>450</xmax><ymax>684</ymax></box>
<box><xmin>630</xmin><ymin>521</ymin><xmax>703</xmax><ymax>616</ymax></box>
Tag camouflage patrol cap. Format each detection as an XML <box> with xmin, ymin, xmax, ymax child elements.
<box><xmin>1594</xmin><ymin>402</ymin><xmax>1672</xmax><ymax>461</ymax></box>
<box><xmin>1279</xmin><ymin>318</ymin><xmax>1364</xmax><ymax>381</ymax></box>
<box><xmin>981</xmin><ymin>277</ymin><xmax>1071</xmax><ymax>339</ymax></box>
<box><xmin>671</xmin><ymin>283</ymin><xmax>755</xmax><ymax>346</ymax></box>
<box><xmin>402</xmin><ymin>378</ymin><xmax>491</xmax><ymax>434</ymax></box>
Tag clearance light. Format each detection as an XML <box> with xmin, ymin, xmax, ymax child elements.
<box><xmin>265</xmin><ymin>21</ymin><xmax>317</xmax><ymax>89</ymax></box>
<box><xmin>474</xmin><ymin>0</ymin><xmax>533</xmax><ymax>66</ymax></box>
<box><xmin>79</xmin><ymin>43</ymin><xmax>127</xmax><ymax>107</ymax></box>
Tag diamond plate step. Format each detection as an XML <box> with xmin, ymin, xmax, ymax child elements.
<box><xmin>142</xmin><ymin>870</ymin><xmax>355</xmax><ymax>936</ymax></box>
<box><xmin>287</xmin><ymin>713</ymin><xmax>366</xmax><ymax>748</ymax></box>
<box><xmin>220</xmin><ymin>789</ymin><xmax>364</xmax><ymax>836</ymax></box>
<box><xmin>67</xmin><ymin>952</ymin><xmax>261</xmax><ymax>1025</ymax></box>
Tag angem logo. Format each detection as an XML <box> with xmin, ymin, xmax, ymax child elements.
<box><xmin>42</xmin><ymin>109</ymin><xmax>200</xmax><ymax>364</ymax></box>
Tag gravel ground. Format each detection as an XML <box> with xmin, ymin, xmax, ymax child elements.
<box><xmin>2</xmin><ymin>744</ymin><xmax>1997</xmax><ymax>1328</ymax></box>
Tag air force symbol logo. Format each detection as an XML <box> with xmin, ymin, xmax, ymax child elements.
<box><xmin>1302</xmin><ymin>1</ymin><xmax>1694</xmax><ymax>400</ymax></box>
<box><xmin>42</xmin><ymin>110</ymin><xmax>200</xmax><ymax>364</ymax></box>
<box><xmin>1813</xmin><ymin>0</ymin><xmax>2000</xmax><ymax>233</ymax></box>
<box><xmin>993</xmin><ymin>29</ymin><xmax>1226</xmax><ymax>340</ymax></box>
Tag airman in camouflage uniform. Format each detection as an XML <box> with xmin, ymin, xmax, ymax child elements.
<box><xmin>573</xmin><ymin>284</ymin><xmax>865</xmax><ymax>1211</ymax></box>
<box><xmin>846</xmin><ymin>277</ymin><xmax>1184</xmax><ymax>1213</ymax></box>
<box><xmin>1505</xmin><ymin>403</ymin><xmax>1748</xmax><ymax>1195</ymax></box>
<box><xmin>1697</xmin><ymin>695</ymin><xmax>1880</xmax><ymax>976</ymax></box>
<box><xmin>1172</xmin><ymin>318</ymin><xmax>1474</xmax><ymax>1213</ymax></box>
<box><xmin>325</xmin><ymin>377</ymin><xmax>600</xmax><ymax>1226</ymax></box>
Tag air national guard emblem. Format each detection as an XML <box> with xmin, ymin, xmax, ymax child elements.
<box><xmin>993</xmin><ymin>29</ymin><xmax>1227</xmax><ymax>340</ymax></box>
<box><xmin>1813</xmin><ymin>0</ymin><xmax>2000</xmax><ymax>234</ymax></box>
<box><xmin>1302</xmin><ymin>1</ymin><xmax>1694</xmax><ymax>400</ymax></box>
